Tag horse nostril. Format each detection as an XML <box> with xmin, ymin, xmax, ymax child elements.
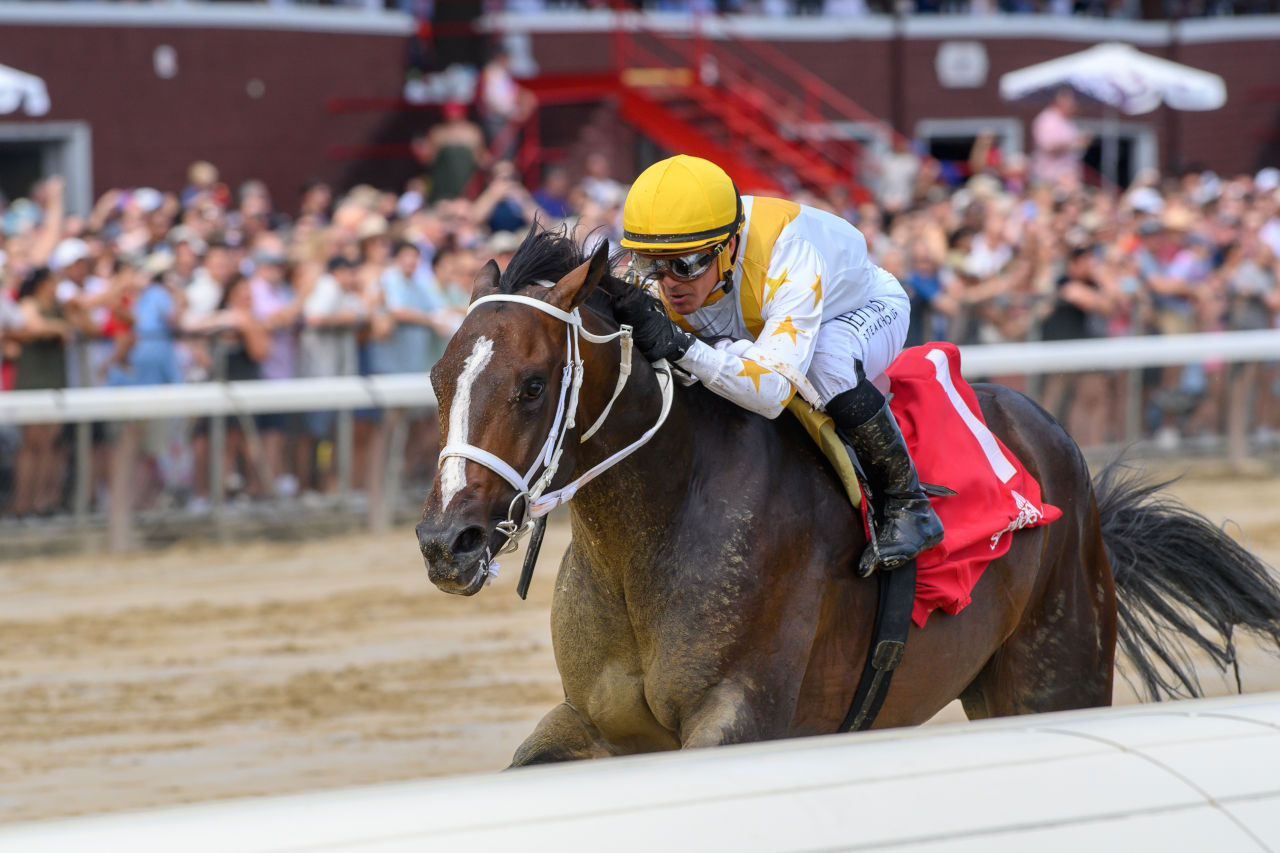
<box><xmin>451</xmin><ymin>525</ymin><xmax>487</xmax><ymax>557</ymax></box>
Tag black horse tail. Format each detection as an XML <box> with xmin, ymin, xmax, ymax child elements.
<box><xmin>1095</xmin><ymin>460</ymin><xmax>1280</xmax><ymax>700</ymax></box>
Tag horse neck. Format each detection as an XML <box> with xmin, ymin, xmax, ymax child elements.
<box><xmin>565</xmin><ymin>339</ymin><xmax>699</xmax><ymax>575</ymax></box>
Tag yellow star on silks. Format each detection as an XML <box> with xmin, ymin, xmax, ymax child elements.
<box><xmin>764</xmin><ymin>269</ymin><xmax>790</xmax><ymax>304</ymax></box>
<box><xmin>736</xmin><ymin>358</ymin><xmax>770</xmax><ymax>391</ymax></box>
<box><xmin>771</xmin><ymin>315</ymin><xmax>803</xmax><ymax>345</ymax></box>
<box><xmin>809</xmin><ymin>274</ymin><xmax>823</xmax><ymax>309</ymax></box>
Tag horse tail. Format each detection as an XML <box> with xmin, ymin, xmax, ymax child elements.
<box><xmin>1095</xmin><ymin>460</ymin><xmax>1280</xmax><ymax>701</ymax></box>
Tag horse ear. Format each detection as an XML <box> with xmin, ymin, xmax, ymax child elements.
<box><xmin>549</xmin><ymin>241</ymin><xmax>610</xmax><ymax>310</ymax></box>
<box><xmin>470</xmin><ymin>259</ymin><xmax>501</xmax><ymax>302</ymax></box>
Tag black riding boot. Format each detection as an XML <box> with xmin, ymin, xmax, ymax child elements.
<box><xmin>828</xmin><ymin>385</ymin><xmax>944</xmax><ymax>570</ymax></box>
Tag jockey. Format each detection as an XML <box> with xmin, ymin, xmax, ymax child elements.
<box><xmin>604</xmin><ymin>154</ymin><xmax>943</xmax><ymax>569</ymax></box>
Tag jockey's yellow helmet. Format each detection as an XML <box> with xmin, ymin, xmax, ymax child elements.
<box><xmin>621</xmin><ymin>155</ymin><xmax>743</xmax><ymax>255</ymax></box>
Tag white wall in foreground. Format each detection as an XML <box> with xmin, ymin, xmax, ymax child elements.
<box><xmin>3</xmin><ymin>691</ymin><xmax>1279</xmax><ymax>852</ymax></box>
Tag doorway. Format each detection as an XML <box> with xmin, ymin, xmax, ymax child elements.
<box><xmin>0</xmin><ymin>121</ymin><xmax>93</xmax><ymax>214</ymax></box>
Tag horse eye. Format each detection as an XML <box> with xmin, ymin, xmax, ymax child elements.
<box><xmin>521</xmin><ymin>378</ymin><xmax>546</xmax><ymax>401</ymax></box>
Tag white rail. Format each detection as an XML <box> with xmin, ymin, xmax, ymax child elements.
<box><xmin>1</xmin><ymin>330</ymin><xmax>1277</xmax><ymax>426</ymax></box>
<box><xmin>0</xmin><ymin>373</ymin><xmax>437</xmax><ymax>425</ymax></box>
<box><xmin>959</xmin><ymin>329</ymin><xmax>1280</xmax><ymax>376</ymax></box>
<box><xmin>2</xmin><ymin>691</ymin><xmax>1279</xmax><ymax>852</ymax></box>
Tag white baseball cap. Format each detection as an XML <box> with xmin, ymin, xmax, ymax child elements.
<box><xmin>50</xmin><ymin>237</ymin><xmax>90</xmax><ymax>271</ymax></box>
<box><xmin>1127</xmin><ymin>186</ymin><xmax>1165</xmax><ymax>215</ymax></box>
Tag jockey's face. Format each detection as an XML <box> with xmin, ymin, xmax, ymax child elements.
<box><xmin>657</xmin><ymin>262</ymin><xmax>720</xmax><ymax>315</ymax></box>
<box><xmin>645</xmin><ymin>236</ymin><xmax>735</xmax><ymax>315</ymax></box>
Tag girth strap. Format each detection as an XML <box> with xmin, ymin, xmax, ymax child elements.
<box><xmin>839</xmin><ymin>557</ymin><xmax>916</xmax><ymax>733</ymax></box>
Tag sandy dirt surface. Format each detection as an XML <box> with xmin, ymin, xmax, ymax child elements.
<box><xmin>3</xmin><ymin>468</ymin><xmax>1280</xmax><ymax>823</ymax></box>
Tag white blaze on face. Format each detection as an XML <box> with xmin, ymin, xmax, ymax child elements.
<box><xmin>440</xmin><ymin>335</ymin><xmax>494</xmax><ymax>509</ymax></box>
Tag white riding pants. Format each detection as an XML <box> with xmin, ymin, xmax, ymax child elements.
<box><xmin>806</xmin><ymin>291</ymin><xmax>909</xmax><ymax>406</ymax></box>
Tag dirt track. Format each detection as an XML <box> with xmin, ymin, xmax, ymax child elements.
<box><xmin>3</xmin><ymin>468</ymin><xmax>1280</xmax><ymax>823</ymax></box>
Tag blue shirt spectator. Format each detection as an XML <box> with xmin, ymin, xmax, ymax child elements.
<box><xmin>370</xmin><ymin>241</ymin><xmax>449</xmax><ymax>374</ymax></box>
<box><xmin>109</xmin><ymin>269</ymin><xmax>181</xmax><ymax>387</ymax></box>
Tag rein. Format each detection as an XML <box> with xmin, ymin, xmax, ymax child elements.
<box><xmin>437</xmin><ymin>289</ymin><xmax>675</xmax><ymax>584</ymax></box>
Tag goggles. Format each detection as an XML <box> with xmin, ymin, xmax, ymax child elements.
<box><xmin>631</xmin><ymin>242</ymin><xmax>727</xmax><ymax>283</ymax></box>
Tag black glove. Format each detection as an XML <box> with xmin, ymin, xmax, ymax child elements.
<box><xmin>601</xmin><ymin>276</ymin><xmax>696</xmax><ymax>363</ymax></box>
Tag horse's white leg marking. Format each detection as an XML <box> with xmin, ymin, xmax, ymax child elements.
<box><xmin>441</xmin><ymin>335</ymin><xmax>494</xmax><ymax>509</ymax></box>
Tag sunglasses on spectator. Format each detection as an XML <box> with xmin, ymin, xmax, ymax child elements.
<box><xmin>632</xmin><ymin>242</ymin><xmax>726</xmax><ymax>282</ymax></box>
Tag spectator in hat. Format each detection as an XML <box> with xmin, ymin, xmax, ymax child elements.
<box><xmin>50</xmin><ymin>236</ymin><xmax>115</xmax><ymax>389</ymax></box>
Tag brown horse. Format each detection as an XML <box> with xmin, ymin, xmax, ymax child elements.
<box><xmin>417</xmin><ymin>229</ymin><xmax>1280</xmax><ymax>765</ymax></box>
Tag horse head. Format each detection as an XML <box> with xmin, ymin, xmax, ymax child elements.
<box><xmin>417</xmin><ymin>232</ymin><xmax>616</xmax><ymax>595</ymax></box>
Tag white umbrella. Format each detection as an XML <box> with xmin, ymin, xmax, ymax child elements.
<box><xmin>0</xmin><ymin>63</ymin><xmax>50</xmax><ymax>117</ymax></box>
<box><xmin>1001</xmin><ymin>43</ymin><xmax>1225</xmax><ymax>186</ymax></box>
<box><xmin>999</xmin><ymin>42</ymin><xmax>1226</xmax><ymax>116</ymax></box>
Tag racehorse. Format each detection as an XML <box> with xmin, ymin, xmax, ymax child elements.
<box><xmin>417</xmin><ymin>228</ymin><xmax>1280</xmax><ymax>765</ymax></box>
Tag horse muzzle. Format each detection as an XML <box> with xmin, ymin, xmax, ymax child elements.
<box><xmin>416</xmin><ymin>519</ymin><xmax>493</xmax><ymax>596</ymax></box>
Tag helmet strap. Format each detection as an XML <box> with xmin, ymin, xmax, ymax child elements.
<box><xmin>718</xmin><ymin>233</ymin><xmax>740</xmax><ymax>294</ymax></box>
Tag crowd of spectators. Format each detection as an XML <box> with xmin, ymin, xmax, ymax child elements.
<box><xmin>1</xmin><ymin>117</ymin><xmax>1278</xmax><ymax>518</ymax></box>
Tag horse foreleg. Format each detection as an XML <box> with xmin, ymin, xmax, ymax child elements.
<box><xmin>509</xmin><ymin>701</ymin><xmax>614</xmax><ymax>767</ymax></box>
<box><xmin>679</xmin><ymin>681</ymin><xmax>765</xmax><ymax>749</ymax></box>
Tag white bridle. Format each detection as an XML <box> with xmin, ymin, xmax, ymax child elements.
<box><xmin>437</xmin><ymin>289</ymin><xmax>675</xmax><ymax>561</ymax></box>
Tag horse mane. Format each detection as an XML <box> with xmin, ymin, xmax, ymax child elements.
<box><xmin>499</xmin><ymin>224</ymin><xmax>621</xmax><ymax>324</ymax></box>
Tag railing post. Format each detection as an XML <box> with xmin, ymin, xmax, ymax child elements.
<box><xmin>1225</xmin><ymin>363</ymin><xmax>1250</xmax><ymax>469</ymax></box>
<box><xmin>367</xmin><ymin>408</ymin><xmax>397</xmax><ymax>532</ymax></box>
<box><xmin>73</xmin><ymin>420</ymin><xmax>91</xmax><ymax>522</ymax></box>
<box><xmin>108</xmin><ymin>421</ymin><xmax>138</xmax><ymax>553</ymax></box>
<box><xmin>335</xmin><ymin>328</ymin><xmax>355</xmax><ymax>499</ymax></box>
<box><xmin>210</xmin><ymin>341</ymin><xmax>228</xmax><ymax>528</ymax></box>
<box><xmin>1124</xmin><ymin>368</ymin><xmax>1142</xmax><ymax>446</ymax></box>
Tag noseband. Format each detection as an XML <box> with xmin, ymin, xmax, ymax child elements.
<box><xmin>438</xmin><ymin>289</ymin><xmax>675</xmax><ymax>571</ymax></box>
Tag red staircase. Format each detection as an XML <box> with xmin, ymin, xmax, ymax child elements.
<box><xmin>604</xmin><ymin>14</ymin><xmax>898</xmax><ymax>201</ymax></box>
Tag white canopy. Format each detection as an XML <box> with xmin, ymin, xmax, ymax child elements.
<box><xmin>0</xmin><ymin>62</ymin><xmax>49</xmax><ymax>116</ymax></box>
<box><xmin>999</xmin><ymin>42</ymin><xmax>1226</xmax><ymax>115</ymax></box>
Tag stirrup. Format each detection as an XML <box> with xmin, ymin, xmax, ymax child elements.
<box><xmin>858</xmin><ymin>540</ymin><xmax>914</xmax><ymax>577</ymax></box>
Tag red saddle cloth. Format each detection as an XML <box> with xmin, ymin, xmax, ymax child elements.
<box><xmin>884</xmin><ymin>343</ymin><xmax>1063</xmax><ymax>627</ymax></box>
